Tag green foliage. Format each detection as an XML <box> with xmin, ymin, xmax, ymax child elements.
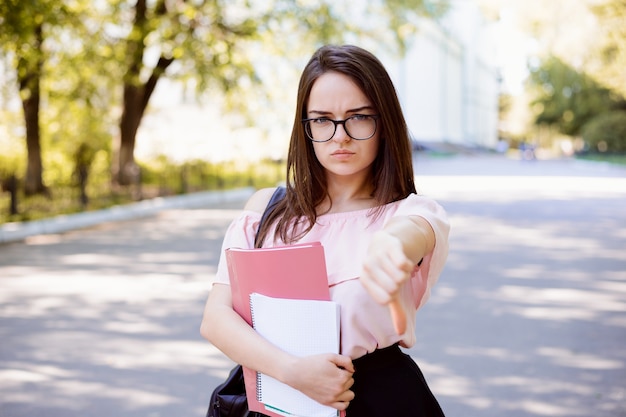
<box><xmin>0</xmin><ymin>0</ymin><xmax>56</xmax><ymax>50</ymax></box>
<box><xmin>137</xmin><ymin>156</ymin><xmax>284</xmax><ymax>195</ymax></box>
<box><xmin>590</xmin><ymin>0</ymin><xmax>626</xmax><ymax>97</ymax></box>
<box><xmin>376</xmin><ymin>0</ymin><xmax>449</xmax><ymax>54</ymax></box>
<box><xmin>1</xmin><ymin>0</ymin><xmax>114</xmax><ymax>193</ymax></box>
<box><xmin>576</xmin><ymin>153</ymin><xmax>626</xmax><ymax>165</ymax></box>
<box><xmin>581</xmin><ymin>110</ymin><xmax>626</xmax><ymax>152</ymax></box>
<box><xmin>0</xmin><ymin>157</ymin><xmax>285</xmax><ymax>224</ymax></box>
<box><xmin>527</xmin><ymin>55</ymin><xmax>624</xmax><ymax>137</ymax></box>
<box><xmin>112</xmin><ymin>0</ymin><xmax>449</xmax><ymax>114</ymax></box>
<box><xmin>0</xmin><ymin>0</ymin><xmax>448</xmax><ymax>221</ymax></box>
<box><xmin>0</xmin><ymin>142</ymin><xmax>24</xmax><ymax>179</ymax></box>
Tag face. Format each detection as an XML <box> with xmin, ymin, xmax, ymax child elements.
<box><xmin>306</xmin><ymin>71</ymin><xmax>380</xmax><ymax>182</ymax></box>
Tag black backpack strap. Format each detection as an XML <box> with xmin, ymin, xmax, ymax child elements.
<box><xmin>254</xmin><ymin>186</ymin><xmax>286</xmax><ymax>247</ymax></box>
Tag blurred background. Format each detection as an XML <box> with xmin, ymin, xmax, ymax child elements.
<box><xmin>1</xmin><ymin>2</ymin><xmax>625</xmax><ymax>417</ymax></box>
<box><xmin>0</xmin><ymin>0</ymin><xmax>624</xmax><ymax>223</ymax></box>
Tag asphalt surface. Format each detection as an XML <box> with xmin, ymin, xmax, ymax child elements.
<box><xmin>1</xmin><ymin>153</ymin><xmax>625</xmax><ymax>417</ymax></box>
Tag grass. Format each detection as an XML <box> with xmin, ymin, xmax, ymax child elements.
<box><xmin>575</xmin><ymin>153</ymin><xmax>626</xmax><ymax>166</ymax></box>
<box><xmin>0</xmin><ymin>159</ymin><xmax>285</xmax><ymax>225</ymax></box>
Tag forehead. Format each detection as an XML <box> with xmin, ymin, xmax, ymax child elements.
<box><xmin>307</xmin><ymin>71</ymin><xmax>372</xmax><ymax>112</ymax></box>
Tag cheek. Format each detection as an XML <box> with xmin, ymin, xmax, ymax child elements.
<box><xmin>366</xmin><ymin>137</ymin><xmax>381</xmax><ymax>161</ymax></box>
<box><xmin>312</xmin><ymin>142</ymin><xmax>324</xmax><ymax>161</ymax></box>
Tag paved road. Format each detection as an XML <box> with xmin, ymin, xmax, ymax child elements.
<box><xmin>1</xmin><ymin>154</ymin><xmax>625</xmax><ymax>417</ymax></box>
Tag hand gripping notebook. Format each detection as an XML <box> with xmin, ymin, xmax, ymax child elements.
<box><xmin>225</xmin><ymin>242</ymin><xmax>339</xmax><ymax>417</ymax></box>
<box><xmin>250</xmin><ymin>293</ymin><xmax>340</xmax><ymax>417</ymax></box>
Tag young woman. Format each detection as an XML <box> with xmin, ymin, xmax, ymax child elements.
<box><xmin>201</xmin><ymin>44</ymin><xmax>449</xmax><ymax>416</ymax></box>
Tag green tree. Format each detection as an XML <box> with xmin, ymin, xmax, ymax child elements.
<box><xmin>0</xmin><ymin>0</ymin><xmax>51</xmax><ymax>195</ymax></box>
<box><xmin>581</xmin><ymin>110</ymin><xmax>626</xmax><ymax>152</ymax></box>
<box><xmin>2</xmin><ymin>0</ymin><xmax>448</xmax><ymax>191</ymax></box>
<box><xmin>527</xmin><ymin>55</ymin><xmax>624</xmax><ymax>137</ymax></box>
<box><xmin>104</xmin><ymin>0</ymin><xmax>448</xmax><ymax>185</ymax></box>
<box><xmin>0</xmin><ymin>0</ymin><xmax>102</xmax><ymax>195</ymax></box>
<box><xmin>590</xmin><ymin>0</ymin><xmax>626</xmax><ymax>97</ymax></box>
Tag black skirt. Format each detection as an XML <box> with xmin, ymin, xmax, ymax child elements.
<box><xmin>346</xmin><ymin>344</ymin><xmax>446</xmax><ymax>417</ymax></box>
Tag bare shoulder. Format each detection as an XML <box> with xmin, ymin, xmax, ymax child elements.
<box><xmin>243</xmin><ymin>187</ymin><xmax>278</xmax><ymax>213</ymax></box>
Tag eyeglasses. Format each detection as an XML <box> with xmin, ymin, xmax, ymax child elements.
<box><xmin>301</xmin><ymin>114</ymin><xmax>380</xmax><ymax>142</ymax></box>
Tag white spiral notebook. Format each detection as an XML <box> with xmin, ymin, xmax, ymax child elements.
<box><xmin>249</xmin><ymin>292</ymin><xmax>341</xmax><ymax>417</ymax></box>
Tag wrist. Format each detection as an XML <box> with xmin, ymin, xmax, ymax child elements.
<box><xmin>275</xmin><ymin>354</ymin><xmax>299</xmax><ymax>385</ymax></box>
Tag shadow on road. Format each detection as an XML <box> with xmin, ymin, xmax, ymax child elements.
<box><xmin>1</xmin><ymin>156</ymin><xmax>625</xmax><ymax>417</ymax></box>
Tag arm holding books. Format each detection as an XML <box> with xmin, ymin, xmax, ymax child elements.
<box><xmin>201</xmin><ymin>283</ymin><xmax>355</xmax><ymax>411</ymax></box>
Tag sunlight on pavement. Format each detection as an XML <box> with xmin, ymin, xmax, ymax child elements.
<box><xmin>449</xmin><ymin>215</ymin><xmax>617</xmax><ymax>254</ymax></box>
<box><xmin>495</xmin><ymin>285</ymin><xmax>626</xmax><ymax>311</ymax></box>
<box><xmin>42</xmin><ymin>379</ymin><xmax>179</xmax><ymax>408</ymax></box>
<box><xmin>503</xmin><ymin>399</ymin><xmax>586</xmax><ymax>416</ymax></box>
<box><xmin>0</xmin><ymin>273</ymin><xmax>211</xmax><ymax>316</ymax></box>
<box><xmin>1</xmin><ymin>159</ymin><xmax>624</xmax><ymax>417</ymax></box>
<box><xmin>414</xmin><ymin>358</ymin><xmax>491</xmax><ymax>406</ymax></box>
<box><xmin>485</xmin><ymin>375</ymin><xmax>594</xmax><ymax>395</ymax></box>
<box><xmin>0</xmin><ymin>364</ymin><xmax>180</xmax><ymax>409</ymax></box>
<box><xmin>445</xmin><ymin>346</ymin><xmax>527</xmax><ymax>362</ymax></box>
<box><xmin>418</xmin><ymin>175</ymin><xmax>626</xmax><ymax>201</ymax></box>
<box><xmin>92</xmin><ymin>341</ymin><xmax>230</xmax><ymax>372</ymax></box>
<box><xmin>537</xmin><ymin>347</ymin><xmax>624</xmax><ymax>370</ymax></box>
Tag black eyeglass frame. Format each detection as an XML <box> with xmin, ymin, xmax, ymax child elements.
<box><xmin>301</xmin><ymin>115</ymin><xmax>380</xmax><ymax>142</ymax></box>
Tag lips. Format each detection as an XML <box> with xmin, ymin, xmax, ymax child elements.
<box><xmin>330</xmin><ymin>149</ymin><xmax>355</xmax><ymax>161</ymax></box>
<box><xmin>331</xmin><ymin>149</ymin><xmax>355</xmax><ymax>156</ymax></box>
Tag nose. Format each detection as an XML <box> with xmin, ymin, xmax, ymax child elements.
<box><xmin>332</xmin><ymin>122</ymin><xmax>350</xmax><ymax>142</ymax></box>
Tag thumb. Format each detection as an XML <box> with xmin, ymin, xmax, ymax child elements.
<box><xmin>389</xmin><ymin>299</ymin><xmax>406</xmax><ymax>335</ymax></box>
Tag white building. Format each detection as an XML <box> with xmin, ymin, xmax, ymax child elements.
<box><xmin>138</xmin><ymin>1</ymin><xmax>501</xmax><ymax>162</ymax></box>
<box><xmin>389</xmin><ymin>0</ymin><xmax>500</xmax><ymax>149</ymax></box>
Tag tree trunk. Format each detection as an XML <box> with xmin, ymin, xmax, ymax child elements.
<box><xmin>115</xmin><ymin>61</ymin><xmax>174</xmax><ymax>185</ymax></box>
<box><xmin>19</xmin><ymin>23</ymin><xmax>47</xmax><ymax>196</ymax></box>
<box><xmin>114</xmin><ymin>0</ymin><xmax>173</xmax><ymax>186</ymax></box>
<box><xmin>116</xmin><ymin>84</ymin><xmax>143</xmax><ymax>186</ymax></box>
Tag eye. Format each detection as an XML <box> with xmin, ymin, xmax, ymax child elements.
<box><xmin>350</xmin><ymin>114</ymin><xmax>372</xmax><ymax>121</ymax></box>
<box><xmin>311</xmin><ymin>118</ymin><xmax>332</xmax><ymax>125</ymax></box>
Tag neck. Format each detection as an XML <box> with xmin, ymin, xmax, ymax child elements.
<box><xmin>318</xmin><ymin>175</ymin><xmax>376</xmax><ymax>214</ymax></box>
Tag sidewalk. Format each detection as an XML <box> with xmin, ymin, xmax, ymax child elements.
<box><xmin>0</xmin><ymin>187</ymin><xmax>255</xmax><ymax>244</ymax></box>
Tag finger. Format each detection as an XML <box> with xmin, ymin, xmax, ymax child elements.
<box><xmin>344</xmin><ymin>376</ymin><xmax>354</xmax><ymax>390</ymax></box>
<box><xmin>362</xmin><ymin>267</ymin><xmax>406</xmax><ymax>304</ymax></box>
<box><xmin>332</xmin><ymin>390</ymin><xmax>355</xmax><ymax>409</ymax></box>
<box><xmin>338</xmin><ymin>389</ymin><xmax>355</xmax><ymax>402</ymax></box>
<box><xmin>370</xmin><ymin>251</ymin><xmax>412</xmax><ymax>285</ymax></box>
<box><xmin>386</xmin><ymin>253</ymin><xmax>414</xmax><ymax>282</ymax></box>
<box><xmin>331</xmin><ymin>400</ymin><xmax>351</xmax><ymax>411</ymax></box>
<box><xmin>360</xmin><ymin>273</ymin><xmax>393</xmax><ymax>304</ymax></box>
<box><xmin>331</xmin><ymin>354</ymin><xmax>355</xmax><ymax>373</ymax></box>
<box><xmin>363</xmin><ymin>258</ymin><xmax>401</xmax><ymax>290</ymax></box>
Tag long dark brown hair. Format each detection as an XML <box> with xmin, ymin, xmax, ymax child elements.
<box><xmin>256</xmin><ymin>44</ymin><xmax>416</xmax><ymax>248</ymax></box>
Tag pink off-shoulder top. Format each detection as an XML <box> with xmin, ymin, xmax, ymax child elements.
<box><xmin>213</xmin><ymin>193</ymin><xmax>450</xmax><ymax>359</ymax></box>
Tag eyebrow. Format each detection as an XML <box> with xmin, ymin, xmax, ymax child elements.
<box><xmin>308</xmin><ymin>105</ymin><xmax>376</xmax><ymax>116</ymax></box>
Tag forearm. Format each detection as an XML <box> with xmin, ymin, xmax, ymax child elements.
<box><xmin>200</xmin><ymin>286</ymin><xmax>295</xmax><ymax>382</ymax></box>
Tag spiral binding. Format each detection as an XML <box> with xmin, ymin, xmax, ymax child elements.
<box><xmin>250</xmin><ymin>293</ymin><xmax>263</xmax><ymax>401</ymax></box>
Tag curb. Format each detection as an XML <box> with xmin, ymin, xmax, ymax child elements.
<box><xmin>0</xmin><ymin>187</ymin><xmax>256</xmax><ymax>245</ymax></box>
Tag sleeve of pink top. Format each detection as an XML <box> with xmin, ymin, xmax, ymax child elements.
<box><xmin>213</xmin><ymin>211</ymin><xmax>261</xmax><ymax>285</ymax></box>
<box><xmin>394</xmin><ymin>194</ymin><xmax>450</xmax><ymax>309</ymax></box>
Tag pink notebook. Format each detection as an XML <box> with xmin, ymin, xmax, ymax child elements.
<box><xmin>226</xmin><ymin>242</ymin><xmax>341</xmax><ymax>417</ymax></box>
<box><xmin>226</xmin><ymin>242</ymin><xmax>331</xmax><ymax>325</ymax></box>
